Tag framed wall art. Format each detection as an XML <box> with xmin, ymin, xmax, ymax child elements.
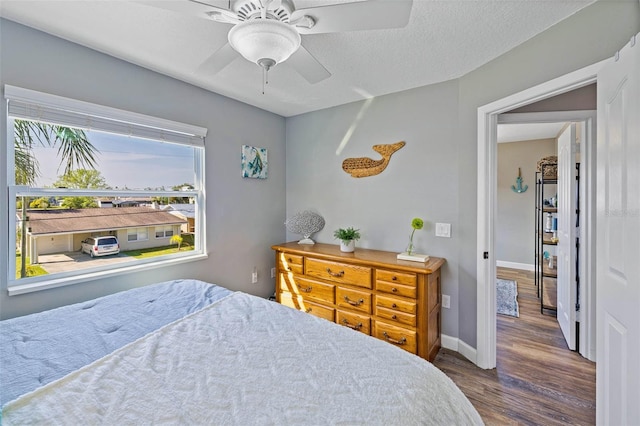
<box><xmin>241</xmin><ymin>145</ymin><xmax>268</xmax><ymax>179</ymax></box>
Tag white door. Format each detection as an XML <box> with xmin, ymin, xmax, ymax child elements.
<box><xmin>596</xmin><ymin>33</ymin><xmax>639</xmax><ymax>425</ymax></box>
<box><xmin>557</xmin><ymin>123</ymin><xmax>577</xmax><ymax>350</ymax></box>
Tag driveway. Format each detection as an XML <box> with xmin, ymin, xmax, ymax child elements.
<box><xmin>37</xmin><ymin>251</ymin><xmax>137</xmax><ymax>274</ymax></box>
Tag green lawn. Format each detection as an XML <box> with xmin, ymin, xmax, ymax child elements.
<box><xmin>121</xmin><ymin>234</ymin><xmax>195</xmax><ymax>259</ymax></box>
<box><xmin>15</xmin><ymin>254</ymin><xmax>49</xmax><ymax>279</ymax></box>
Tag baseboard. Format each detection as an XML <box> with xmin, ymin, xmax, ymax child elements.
<box><xmin>496</xmin><ymin>260</ymin><xmax>534</xmax><ymax>271</ymax></box>
<box><xmin>441</xmin><ymin>334</ymin><xmax>478</xmax><ymax>365</ymax></box>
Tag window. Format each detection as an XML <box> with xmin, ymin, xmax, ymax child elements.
<box><xmin>6</xmin><ymin>85</ymin><xmax>208</xmax><ymax>295</ymax></box>
<box><xmin>128</xmin><ymin>227</ymin><xmax>149</xmax><ymax>242</ymax></box>
<box><xmin>155</xmin><ymin>225</ymin><xmax>174</xmax><ymax>238</ymax></box>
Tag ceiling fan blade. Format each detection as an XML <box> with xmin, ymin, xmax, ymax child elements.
<box><xmin>197</xmin><ymin>42</ymin><xmax>239</xmax><ymax>74</ymax></box>
<box><xmin>291</xmin><ymin>0</ymin><xmax>413</xmax><ymax>35</ymax></box>
<box><xmin>135</xmin><ymin>0</ymin><xmax>239</xmax><ymax>24</ymax></box>
<box><xmin>286</xmin><ymin>44</ymin><xmax>331</xmax><ymax>84</ymax></box>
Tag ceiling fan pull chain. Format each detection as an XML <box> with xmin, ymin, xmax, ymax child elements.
<box><xmin>262</xmin><ymin>66</ymin><xmax>267</xmax><ymax>94</ymax></box>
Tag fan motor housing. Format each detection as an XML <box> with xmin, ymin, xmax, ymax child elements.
<box><xmin>233</xmin><ymin>0</ymin><xmax>294</xmax><ymax>22</ymax></box>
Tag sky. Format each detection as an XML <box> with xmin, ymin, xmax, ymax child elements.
<box><xmin>30</xmin><ymin>131</ymin><xmax>195</xmax><ymax>190</ymax></box>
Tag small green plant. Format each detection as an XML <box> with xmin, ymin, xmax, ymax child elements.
<box><xmin>333</xmin><ymin>227</ymin><xmax>361</xmax><ymax>242</ymax></box>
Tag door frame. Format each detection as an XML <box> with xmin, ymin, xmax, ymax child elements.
<box><xmin>476</xmin><ymin>60</ymin><xmax>606</xmax><ymax>369</ymax></box>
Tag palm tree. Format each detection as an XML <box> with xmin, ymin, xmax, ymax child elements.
<box><xmin>14</xmin><ymin>120</ymin><xmax>99</xmax><ymax>185</ymax></box>
<box><xmin>14</xmin><ymin>119</ymin><xmax>99</xmax><ymax>278</ymax></box>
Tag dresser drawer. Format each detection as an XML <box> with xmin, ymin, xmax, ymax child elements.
<box><xmin>375</xmin><ymin>281</ymin><xmax>417</xmax><ymax>299</ymax></box>
<box><xmin>376</xmin><ymin>269</ymin><xmax>417</xmax><ymax>287</ymax></box>
<box><xmin>336</xmin><ymin>310</ymin><xmax>371</xmax><ymax>335</ymax></box>
<box><xmin>373</xmin><ymin>321</ymin><xmax>417</xmax><ymax>354</ymax></box>
<box><xmin>279</xmin><ymin>276</ymin><xmax>335</xmax><ymax>304</ymax></box>
<box><xmin>304</xmin><ymin>301</ymin><xmax>335</xmax><ymax>322</ymax></box>
<box><xmin>279</xmin><ymin>292</ymin><xmax>335</xmax><ymax>322</ymax></box>
<box><xmin>336</xmin><ymin>287</ymin><xmax>372</xmax><ymax>314</ymax></box>
<box><xmin>376</xmin><ymin>295</ymin><xmax>417</xmax><ymax>314</ymax></box>
<box><xmin>278</xmin><ymin>252</ymin><xmax>304</xmax><ymax>275</ymax></box>
<box><xmin>305</xmin><ymin>258</ymin><xmax>372</xmax><ymax>288</ymax></box>
<box><xmin>375</xmin><ymin>306</ymin><xmax>416</xmax><ymax>327</ymax></box>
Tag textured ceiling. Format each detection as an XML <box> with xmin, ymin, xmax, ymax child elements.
<box><xmin>0</xmin><ymin>0</ymin><xmax>595</xmax><ymax>117</ymax></box>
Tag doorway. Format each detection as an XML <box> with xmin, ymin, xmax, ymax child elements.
<box><xmin>475</xmin><ymin>61</ymin><xmax>603</xmax><ymax>370</ymax></box>
<box><xmin>496</xmin><ymin>114</ymin><xmax>595</xmax><ymax>359</ymax></box>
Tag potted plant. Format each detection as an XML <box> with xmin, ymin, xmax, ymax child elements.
<box><xmin>333</xmin><ymin>227</ymin><xmax>361</xmax><ymax>252</ymax></box>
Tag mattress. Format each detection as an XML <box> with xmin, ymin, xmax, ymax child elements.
<box><xmin>0</xmin><ymin>279</ymin><xmax>232</xmax><ymax>407</ymax></box>
<box><xmin>2</xmin><ymin>290</ymin><xmax>483</xmax><ymax>425</ymax></box>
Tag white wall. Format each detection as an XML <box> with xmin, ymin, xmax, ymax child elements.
<box><xmin>0</xmin><ymin>19</ymin><xmax>286</xmax><ymax>319</ymax></box>
<box><xmin>497</xmin><ymin>139</ymin><xmax>556</xmax><ymax>266</ymax></box>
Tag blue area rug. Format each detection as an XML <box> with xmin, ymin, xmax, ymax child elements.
<box><xmin>497</xmin><ymin>279</ymin><xmax>519</xmax><ymax>317</ymax></box>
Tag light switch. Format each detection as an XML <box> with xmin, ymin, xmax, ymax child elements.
<box><xmin>435</xmin><ymin>223</ymin><xmax>451</xmax><ymax>238</ymax></box>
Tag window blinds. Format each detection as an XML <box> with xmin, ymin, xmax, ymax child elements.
<box><xmin>5</xmin><ymin>85</ymin><xmax>207</xmax><ymax>147</ymax></box>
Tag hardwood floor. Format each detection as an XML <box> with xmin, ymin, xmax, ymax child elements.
<box><xmin>432</xmin><ymin>267</ymin><xmax>595</xmax><ymax>425</ymax></box>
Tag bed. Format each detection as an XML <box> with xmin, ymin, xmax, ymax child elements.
<box><xmin>1</xmin><ymin>279</ymin><xmax>482</xmax><ymax>425</ymax></box>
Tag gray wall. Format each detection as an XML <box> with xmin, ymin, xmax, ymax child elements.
<box><xmin>509</xmin><ymin>83</ymin><xmax>596</xmax><ymax>113</ymax></box>
<box><xmin>286</xmin><ymin>80</ymin><xmax>461</xmax><ymax>337</ymax></box>
<box><xmin>0</xmin><ymin>19</ymin><xmax>286</xmax><ymax>319</ymax></box>
<box><xmin>497</xmin><ymin>139</ymin><xmax>556</xmax><ymax>266</ymax></box>
<box><xmin>287</xmin><ymin>1</ymin><xmax>639</xmax><ymax>348</ymax></box>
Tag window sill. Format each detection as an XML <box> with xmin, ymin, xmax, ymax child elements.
<box><xmin>7</xmin><ymin>252</ymin><xmax>208</xmax><ymax>296</ymax></box>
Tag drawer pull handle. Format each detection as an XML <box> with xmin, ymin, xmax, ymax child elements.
<box><xmin>391</xmin><ymin>314</ymin><xmax>397</xmax><ymax>320</ymax></box>
<box><xmin>392</xmin><ymin>303</ymin><xmax>397</xmax><ymax>308</ymax></box>
<box><xmin>392</xmin><ymin>276</ymin><xmax>398</xmax><ymax>281</ymax></box>
<box><xmin>391</xmin><ymin>287</ymin><xmax>398</xmax><ymax>293</ymax></box>
<box><xmin>305</xmin><ymin>307</ymin><xmax>312</xmax><ymax>313</ymax></box>
<box><xmin>288</xmin><ymin>258</ymin><xmax>293</xmax><ymax>262</ymax></box>
<box><xmin>341</xmin><ymin>319</ymin><xmax>363</xmax><ymax>331</ymax></box>
<box><xmin>344</xmin><ymin>296</ymin><xmax>364</xmax><ymax>306</ymax></box>
<box><xmin>286</xmin><ymin>267</ymin><xmax>292</xmax><ymax>271</ymax></box>
<box><xmin>326</xmin><ymin>268</ymin><xmax>344</xmax><ymax>277</ymax></box>
<box><xmin>382</xmin><ymin>332</ymin><xmax>407</xmax><ymax>346</ymax></box>
<box><xmin>298</xmin><ymin>286</ymin><xmax>312</xmax><ymax>293</ymax></box>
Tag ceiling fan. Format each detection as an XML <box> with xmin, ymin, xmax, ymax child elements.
<box><xmin>140</xmin><ymin>0</ymin><xmax>413</xmax><ymax>85</ymax></box>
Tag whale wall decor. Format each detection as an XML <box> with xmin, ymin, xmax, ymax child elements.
<box><xmin>342</xmin><ymin>141</ymin><xmax>406</xmax><ymax>178</ymax></box>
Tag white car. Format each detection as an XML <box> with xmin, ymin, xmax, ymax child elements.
<box><xmin>81</xmin><ymin>236</ymin><xmax>120</xmax><ymax>258</ymax></box>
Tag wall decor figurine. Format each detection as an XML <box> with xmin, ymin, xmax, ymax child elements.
<box><xmin>241</xmin><ymin>145</ymin><xmax>268</xmax><ymax>179</ymax></box>
<box><xmin>284</xmin><ymin>210</ymin><xmax>325</xmax><ymax>244</ymax></box>
<box><xmin>342</xmin><ymin>141</ymin><xmax>405</xmax><ymax>178</ymax></box>
<box><xmin>511</xmin><ymin>167</ymin><xmax>528</xmax><ymax>193</ymax></box>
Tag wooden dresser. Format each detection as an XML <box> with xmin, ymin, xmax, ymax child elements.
<box><xmin>272</xmin><ymin>242</ymin><xmax>445</xmax><ymax>362</ymax></box>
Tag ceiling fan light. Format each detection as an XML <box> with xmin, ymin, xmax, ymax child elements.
<box><xmin>228</xmin><ymin>19</ymin><xmax>301</xmax><ymax>66</ymax></box>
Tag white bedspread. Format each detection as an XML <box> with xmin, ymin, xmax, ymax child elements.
<box><xmin>2</xmin><ymin>292</ymin><xmax>483</xmax><ymax>425</ymax></box>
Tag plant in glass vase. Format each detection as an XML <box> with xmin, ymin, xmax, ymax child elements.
<box><xmin>406</xmin><ymin>218</ymin><xmax>424</xmax><ymax>255</ymax></box>
<box><xmin>397</xmin><ymin>218</ymin><xmax>429</xmax><ymax>262</ymax></box>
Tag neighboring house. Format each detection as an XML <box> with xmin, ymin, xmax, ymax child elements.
<box><xmin>161</xmin><ymin>204</ymin><xmax>195</xmax><ymax>234</ymax></box>
<box><xmin>112</xmin><ymin>197</ymin><xmax>154</xmax><ymax>208</ymax></box>
<box><xmin>17</xmin><ymin>207</ymin><xmax>186</xmax><ymax>264</ymax></box>
<box><xmin>96</xmin><ymin>198</ymin><xmax>114</xmax><ymax>208</ymax></box>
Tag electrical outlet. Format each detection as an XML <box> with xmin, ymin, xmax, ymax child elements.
<box><xmin>442</xmin><ymin>294</ymin><xmax>451</xmax><ymax>309</ymax></box>
<box><xmin>251</xmin><ymin>271</ymin><xmax>258</xmax><ymax>284</ymax></box>
<box><xmin>271</xmin><ymin>267</ymin><xmax>276</xmax><ymax>279</ymax></box>
<box><xmin>435</xmin><ymin>223</ymin><xmax>452</xmax><ymax>238</ymax></box>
